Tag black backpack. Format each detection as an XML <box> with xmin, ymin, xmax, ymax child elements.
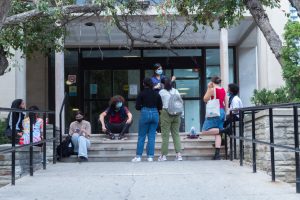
<box><xmin>56</xmin><ymin>135</ymin><xmax>74</xmax><ymax>160</ymax></box>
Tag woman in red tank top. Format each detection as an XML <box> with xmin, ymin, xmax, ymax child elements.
<box><xmin>201</xmin><ymin>76</ymin><xmax>229</xmax><ymax>160</ymax></box>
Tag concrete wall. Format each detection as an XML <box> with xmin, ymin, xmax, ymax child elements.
<box><xmin>238</xmin><ymin>26</ymin><xmax>258</xmax><ymax>107</ymax></box>
<box><xmin>232</xmin><ymin>109</ymin><xmax>299</xmax><ymax>184</ymax></box>
<box><xmin>0</xmin><ymin>53</ymin><xmax>18</xmax><ymax>118</ymax></box>
<box><xmin>0</xmin><ymin>69</ymin><xmax>15</xmax><ymax>109</ymax></box>
<box><xmin>238</xmin><ymin>47</ymin><xmax>257</xmax><ymax>107</ymax></box>
<box><xmin>26</xmin><ymin>52</ymin><xmax>48</xmax><ymax>110</ymax></box>
<box><xmin>257</xmin><ymin>2</ymin><xmax>290</xmax><ymax>90</ymax></box>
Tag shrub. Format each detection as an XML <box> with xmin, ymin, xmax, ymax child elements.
<box><xmin>0</xmin><ymin>119</ymin><xmax>9</xmax><ymax>144</ymax></box>
<box><xmin>251</xmin><ymin>21</ymin><xmax>300</xmax><ymax>105</ymax></box>
<box><xmin>251</xmin><ymin>87</ymin><xmax>291</xmax><ymax>106</ymax></box>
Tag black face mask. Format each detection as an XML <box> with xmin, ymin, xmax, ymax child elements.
<box><xmin>76</xmin><ymin>119</ymin><xmax>83</xmax><ymax>123</ymax></box>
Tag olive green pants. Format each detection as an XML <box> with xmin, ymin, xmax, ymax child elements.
<box><xmin>160</xmin><ymin>109</ymin><xmax>182</xmax><ymax>155</ymax></box>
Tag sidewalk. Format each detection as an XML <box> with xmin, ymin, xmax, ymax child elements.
<box><xmin>0</xmin><ymin>160</ymin><xmax>299</xmax><ymax>200</ymax></box>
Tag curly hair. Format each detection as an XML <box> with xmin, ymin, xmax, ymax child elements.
<box><xmin>109</xmin><ymin>95</ymin><xmax>125</xmax><ymax>107</ymax></box>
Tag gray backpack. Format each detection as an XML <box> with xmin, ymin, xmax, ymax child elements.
<box><xmin>167</xmin><ymin>90</ymin><xmax>184</xmax><ymax>115</ymax></box>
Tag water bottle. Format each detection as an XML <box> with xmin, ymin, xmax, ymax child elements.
<box><xmin>190</xmin><ymin>126</ymin><xmax>196</xmax><ymax>135</ymax></box>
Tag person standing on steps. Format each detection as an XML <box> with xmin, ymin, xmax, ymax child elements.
<box><xmin>151</xmin><ymin>63</ymin><xmax>176</xmax><ymax>133</ymax></box>
<box><xmin>157</xmin><ymin>78</ymin><xmax>183</xmax><ymax>162</ymax></box>
<box><xmin>200</xmin><ymin>76</ymin><xmax>230</xmax><ymax>160</ymax></box>
<box><xmin>151</xmin><ymin>63</ymin><xmax>176</xmax><ymax>92</ymax></box>
<box><xmin>99</xmin><ymin>95</ymin><xmax>133</xmax><ymax>140</ymax></box>
<box><xmin>132</xmin><ymin>77</ymin><xmax>163</xmax><ymax>162</ymax></box>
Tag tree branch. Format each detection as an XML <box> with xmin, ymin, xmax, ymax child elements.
<box><xmin>289</xmin><ymin>0</ymin><xmax>300</xmax><ymax>18</ymax></box>
<box><xmin>244</xmin><ymin>0</ymin><xmax>283</xmax><ymax>66</ymax></box>
<box><xmin>3</xmin><ymin>4</ymin><xmax>105</xmax><ymax>27</ymax></box>
<box><xmin>0</xmin><ymin>0</ymin><xmax>11</xmax><ymax>30</ymax></box>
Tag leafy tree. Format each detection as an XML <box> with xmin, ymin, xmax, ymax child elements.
<box><xmin>0</xmin><ymin>0</ymin><xmax>300</xmax><ymax>76</ymax></box>
<box><xmin>251</xmin><ymin>20</ymin><xmax>300</xmax><ymax>105</ymax></box>
<box><xmin>282</xmin><ymin>21</ymin><xmax>300</xmax><ymax>99</ymax></box>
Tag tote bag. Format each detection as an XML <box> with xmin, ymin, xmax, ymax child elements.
<box><xmin>205</xmin><ymin>88</ymin><xmax>220</xmax><ymax>118</ymax></box>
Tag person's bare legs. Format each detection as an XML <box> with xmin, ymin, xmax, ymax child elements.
<box><xmin>201</xmin><ymin>128</ymin><xmax>222</xmax><ymax>160</ymax></box>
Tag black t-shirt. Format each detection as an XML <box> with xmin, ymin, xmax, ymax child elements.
<box><xmin>135</xmin><ymin>88</ymin><xmax>162</xmax><ymax>110</ymax></box>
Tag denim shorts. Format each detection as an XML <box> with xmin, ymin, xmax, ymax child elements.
<box><xmin>202</xmin><ymin>108</ymin><xmax>225</xmax><ymax>131</ymax></box>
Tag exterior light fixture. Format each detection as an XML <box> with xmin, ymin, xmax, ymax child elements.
<box><xmin>85</xmin><ymin>22</ymin><xmax>95</xmax><ymax>27</ymax></box>
<box><xmin>137</xmin><ymin>0</ymin><xmax>150</xmax><ymax>9</ymax></box>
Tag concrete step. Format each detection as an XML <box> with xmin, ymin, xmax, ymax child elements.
<box><xmin>89</xmin><ymin>132</ymin><xmax>205</xmax><ymax>140</ymax></box>
<box><xmin>87</xmin><ymin>146</ymin><xmax>223</xmax><ymax>156</ymax></box>
<box><xmin>89</xmin><ymin>139</ymin><xmax>215</xmax><ymax>149</ymax></box>
<box><xmin>58</xmin><ymin>133</ymin><xmax>223</xmax><ymax>162</ymax></box>
<box><xmin>61</xmin><ymin>153</ymin><xmax>226</xmax><ymax>162</ymax></box>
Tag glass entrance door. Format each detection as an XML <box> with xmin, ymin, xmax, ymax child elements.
<box><xmin>174</xmin><ymin>69</ymin><xmax>201</xmax><ymax>132</ymax></box>
<box><xmin>84</xmin><ymin>69</ymin><xmax>140</xmax><ymax>133</ymax></box>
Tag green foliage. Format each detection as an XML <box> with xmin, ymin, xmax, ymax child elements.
<box><xmin>0</xmin><ymin>0</ymin><xmax>66</xmax><ymax>59</ymax></box>
<box><xmin>251</xmin><ymin>20</ymin><xmax>300</xmax><ymax>106</ymax></box>
<box><xmin>0</xmin><ymin>119</ymin><xmax>9</xmax><ymax>145</ymax></box>
<box><xmin>281</xmin><ymin>21</ymin><xmax>300</xmax><ymax>99</ymax></box>
<box><xmin>175</xmin><ymin>0</ymin><xmax>280</xmax><ymax>30</ymax></box>
<box><xmin>251</xmin><ymin>87</ymin><xmax>290</xmax><ymax>106</ymax></box>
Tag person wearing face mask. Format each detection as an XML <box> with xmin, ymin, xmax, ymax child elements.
<box><xmin>223</xmin><ymin>83</ymin><xmax>243</xmax><ymax>128</ymax></box>
<box><xmin>151</xmin><ymin>63</ymin><xmax>176</xmax><ymax>92</ymax></box>
<box><xmin>5</xmin><ymin>99</ymin><xmax>26</xmax><ymax>143</ymax></box>
<box><xmin>69</xmin><ymin>111</ymin><xmax>91</xmax><ymax>162</ymax></box>
<box><xmin>99</xmin><ymin>95</ymin><xmax>133</xmax><ymax>140</ymax></box>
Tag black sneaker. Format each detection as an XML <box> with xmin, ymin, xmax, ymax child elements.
<box><xmin>78</xmin><ymin>156</ymin><xmax>88</xmax><ymax>162</ymax></box>
<box><xmin>220</xmin><ymin>126</ymin><xmax>232</xmax><ymax>136</ymax></box>
<box><xmin>212</xmin><ymin>154</ymin><xmax>221</xmax><ymax>160</ymax></box>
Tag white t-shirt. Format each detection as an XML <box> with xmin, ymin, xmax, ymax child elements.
<box><xmin>230</xmin><ymin>96</ymin><xmax>243</xmax><ymax>114</ymax></box>
<box><xmin>159</xmin><ymin>88</ymin><xmax>180</xmax><ymax>109</ymax></box>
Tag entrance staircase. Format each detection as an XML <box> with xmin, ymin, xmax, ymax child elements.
<box><xmin>62</xmin><ymin>133</ymin><xmax>225</xmax><ymax>162</ymax></box>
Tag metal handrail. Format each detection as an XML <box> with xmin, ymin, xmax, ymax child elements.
<box><xmin>228</xmin><ymin>103</ymin><xmax>300</xmax><ymax>193</ymax></box>
<box><xmin>0</xmin><ymin>107</ymin><xmax>56</xmax><ymax>185</ymax></box>
<box><xmin>59</xmin><ymin>93</ymin><xmax>68</xmax><ymax>159</ymax></box>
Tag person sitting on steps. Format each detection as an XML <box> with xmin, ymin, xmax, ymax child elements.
<box><xmin>99</xmin><ymin>95</ymin><xmax>133</xmax><ymax>140</ymax></box>
<box><xmin>69</xmin><ymin>111</ymin><xmax>91</xmax><ymax>162</ymax></box>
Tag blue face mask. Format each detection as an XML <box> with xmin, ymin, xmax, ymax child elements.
<box><xmin>227</xmin><ymin>92</ymin><xmax>231</xmax><ymax>97</ymax></box>
<box><xmin>155</xmin><ymin>69</ymin><xmax>163</xmax><ymax>75</ymax></box>
<box><xmin>116</xmin><ymin>102</ymin><xmax>123</xmax><ymax>109</ymax></box>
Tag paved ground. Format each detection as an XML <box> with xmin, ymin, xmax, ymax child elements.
<box><xmin>0</xmin><ymin>160</ymin><xmax>299</xmax><ymax>200</ymax></box>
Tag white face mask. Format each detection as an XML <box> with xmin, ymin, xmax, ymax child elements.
<box><xmin>116</xmin><ymin>102</ymin><xmax>123</xmax><ymax>109</ymax></box>
<box><xmin>155</xmin><ymin>69</ymin><xmax>163</xmax><ymax>75</ymax></box>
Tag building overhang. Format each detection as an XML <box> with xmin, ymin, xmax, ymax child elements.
<box><xmin>64</xmin><ymin>15</ymin><xmax>255</xmax><ymax>48</ymax></box>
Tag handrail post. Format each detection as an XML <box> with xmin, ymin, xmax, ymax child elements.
<box><xmin>43</xmin><ymin>113</ymin><xmax>47</xmax><ymax>170</ymax></box>
<box><xmin>233</xmin><ymin>120</ymin><xmax>237</xmax><ymax>159</ymax></box>
<box><xmin>11</xmin><ymin>112</ymin><xmax>16</xmax><ymax>185</ymax></box>
<box><xmin>293</xmin><ymin>106</ymin><xmax>300</xmax><ymax>193</ymax></box>
<box><xmin>252</xmin><ymin>110</ymin><xmax>257</xmax><ymax>173</ymax></box>
<box><xmin>59</xmin><ymin>93</ymin><xmax>67</xmax><ymax>160</ymax></box>
<box><xmin>59</xmin><ymin>113</ymin><xmax>62</xmax><ymax>160</ymax></box>
<box><xmin>53</xmin><ymin>115</ymin><xmax>57</xmax><ymax>164</ymax></box>
<box><xmin>230</xmin><ymin>111</ymin><xmax>233</xmax><ymax>161</ymax></box>
<box><xmin>269</xmin><ymin>108</ymin><xmax>275</xmax><ymax>182</ymax></box>
<box><xmin>239</xmin><ymin>110</ymin><xmax>244</xmax><ymax>166</ymax></box>
<box><xmin>29</xmin><ymin>113</ymin><xmax>33</xmax><ymax>176</ymax></box>
<box><xmin>225</xmin><ymin>134</ymin><xmax>228</xmax><ymax>160</ymax></box>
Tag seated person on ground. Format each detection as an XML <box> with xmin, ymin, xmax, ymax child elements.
<box><xmin>19</xmin><ymin>106</ymin><xmax>43</xmax><ymax>145</ymax></box>
<box><xmin>69</xmin><ymin>111</ymin><xmax>91</xmax><ymax>162</ymax></box>
<box><xmin>99</xmin><ymin>95</ymin><xmax>133</xmax><ymax>140</ymax></box>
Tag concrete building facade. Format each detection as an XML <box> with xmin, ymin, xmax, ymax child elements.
<box><xmin>0</xmin><ymin>1</ymin><xmax>292</xmax><ymax>132</ymax></box>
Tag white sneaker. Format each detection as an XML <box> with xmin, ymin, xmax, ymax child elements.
<box><xmin>157</xmin><ymin>155</ymin><xmax>167</xmax><ymax>162</ymax></box>
<box><xmin>131</xmin><ymin>157</ymin><xmax>141</xmax><ymax>162</ymax></box>
<box><xmin>147</xmin><ymin>157</ymin><xmax>153</xmax><ymax>162</ymax></box>
<box><xmin>176</xmin><ymin>153</ymin><xmax>183</xmax><ymax>161</ymax></box>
